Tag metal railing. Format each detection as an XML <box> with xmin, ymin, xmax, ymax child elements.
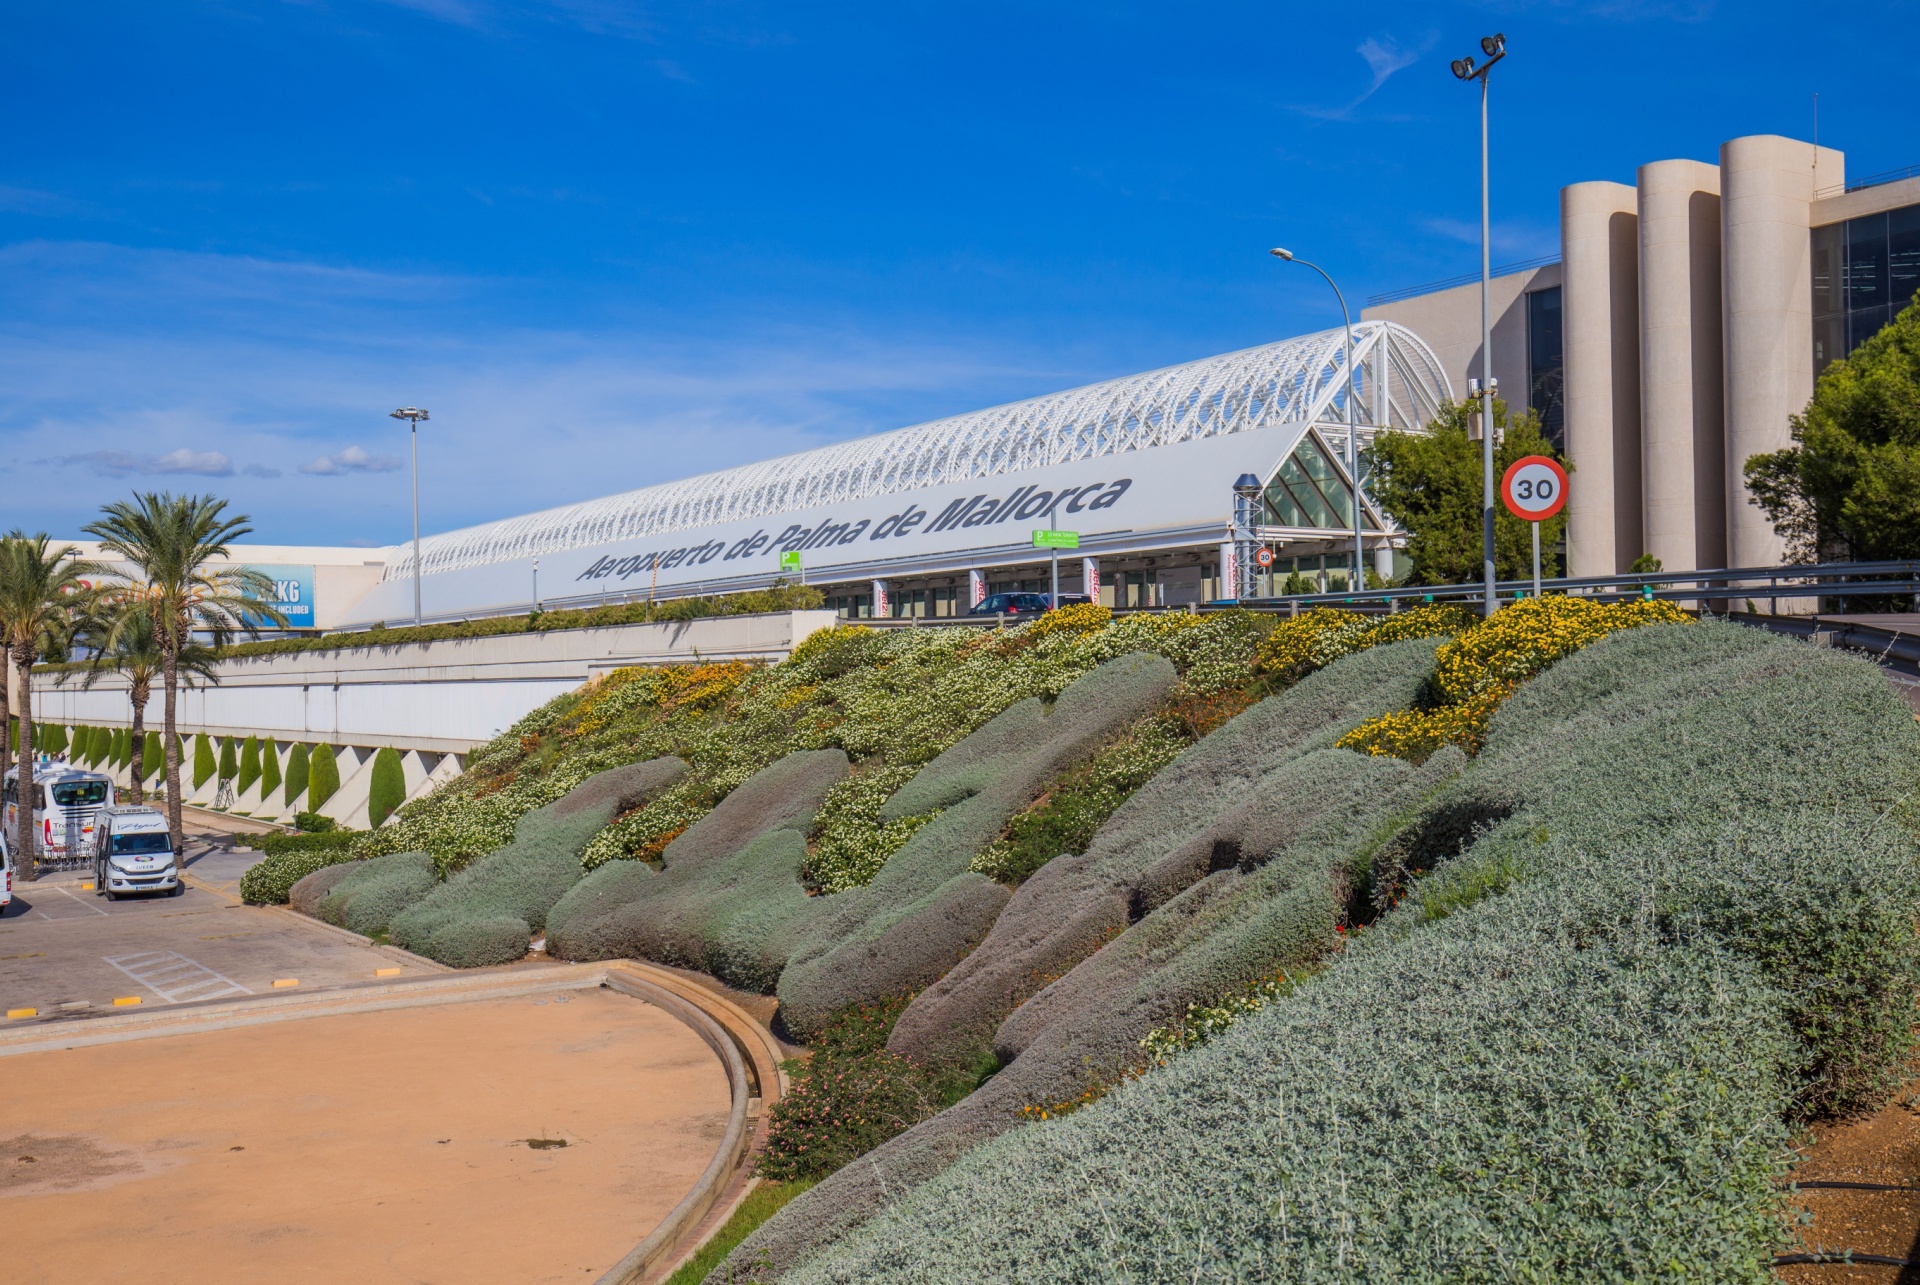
<box><xmin>1230</xmin><ymin>560</ymin><xmax>1920</xmax><ymax>613</ymax></box>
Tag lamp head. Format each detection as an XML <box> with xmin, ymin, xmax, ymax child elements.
<box><xmin>389</xmin><ymin>406</ymin><xmax>430</xmax><ymax>423</ymax></box>
<box><xmin>1450</xmin><ymin>57</ymin><xmax>1474</xmax><ymax>80</ymax></box>
<box><xmin>1480</xmin><ymin>33</ymin><xmax>1505</xmax><ymax>58</ymax></box>
<box><xmin>1268</xmin><ymin>247</ymin><xmax>1294</xmax><ymax>261</ymax></box>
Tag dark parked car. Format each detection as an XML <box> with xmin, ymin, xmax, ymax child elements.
<box><xmin>966</xmin><ymin>592</ymin><xmax>1053</xmax><ymax>617</ymax></box>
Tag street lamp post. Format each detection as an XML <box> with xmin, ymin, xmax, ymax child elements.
<box><xmin>1452</xmin><ymin>33</ymin><xmax>1507</xmax><ymax>616</ymax></box>
<box><xmin>1270</xmin><ymin>248</ymin><xmax>1364</xmax><ymax>593</ymax></box>
<box><xmin>390</xmin><ymin>406</ymin><xmax>431</xmax><ymax>626</ymax></box>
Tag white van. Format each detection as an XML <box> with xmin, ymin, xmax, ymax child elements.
<box><xmin>93</xmin><ymin>806</ymin><xmax>180</xmax><ymax>900</ymax></box>
<box><xmin>0</xmin><ymin>828</ymin><xmax>13</xmax><ymax>914</ymax></box>
<box><xmin>2</xmin><ymin>763</ymin><xmax>114</xmax><ymax>873</ymax></box>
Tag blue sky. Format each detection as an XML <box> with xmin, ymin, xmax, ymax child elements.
<box><xmin>3</xmin><ymin>1</ymin><xmax>1912</xmax><ymax>546</ymax></box>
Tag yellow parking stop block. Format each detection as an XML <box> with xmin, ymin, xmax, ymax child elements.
<box><xmin>374</xmin><ymin>968</ymin><xmax>402</xmax><ymax>978</ymax></box>
<box><xmin>112</xmin><ymin>996</ymin><xmax>142</xmax><ymax>1007</ymax></box>
<box><xmin>80</xmin><ymin>882</ymin><xmax>94</xmax><ymax>891</ymax></box>
<box><xmin>6</xmin><ymin>1007</ymin><xmax>37</xmax><ymax>1019</ymax></box>
<box><xmin>271</xmin><ymin>978</ymin><xmax>299</xmax><ymax>989</ymax></box>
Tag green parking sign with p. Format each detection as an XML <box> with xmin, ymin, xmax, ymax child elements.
<box><xmin>780</xmin><ymin>550</ymin><xmax>803</xmax><ymax>572</ymax></box>
<box><xmin>1032</xmin><ymin>529</ymin><xmax>1079</xmax><ymax>550</ymax></box>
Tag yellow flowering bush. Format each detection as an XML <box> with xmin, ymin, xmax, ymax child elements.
<box><xmin>1027</xmin><ymin>602</ymin><xmax>1112</xmax><ymax>640</ymax></box>
<box><xmin>1255</xmin><ymin>603</ymin><xmax>1471</xmax><ymax>684</ymax></box>
<box><xmin>1339</xmin><ymin>597</ymin><xmax>1690</xmax><ymax>760</ymax></box>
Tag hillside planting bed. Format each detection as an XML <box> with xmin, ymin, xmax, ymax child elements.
<box><xmin>242</xmin><ymin>599</ymin><xmax>1920</xmax><ymax>1283</ymax></box>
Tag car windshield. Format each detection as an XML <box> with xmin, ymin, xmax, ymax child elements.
<box><xmin>1013</xmin><ymin>595</ymin><xmax>1048</xmax><ymax>609</ymax></box>
<box><xmin>112</xmin><ymin>833</ymin><xmax>171</xmax><ymax>856</ymax></box>
<box><xmin>52</xmin><ymin>781</ymin><xmax>108</xmax><ymax>807</ymax></box>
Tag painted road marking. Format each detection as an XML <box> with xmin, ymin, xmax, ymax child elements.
<box><xmin>104</xmin><ymin>950</ymin><xmax>252</xmax><ymax>1004</ymax></box>
<box><xmin>26</xmin><ymin>885</ymin><xmax>109</xmax><ymax>922</ymax></box>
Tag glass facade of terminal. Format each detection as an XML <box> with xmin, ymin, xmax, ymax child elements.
<box><xmin>1812</xmin><ymin>203</ymin><xmax>1920</xmax><ymax>373</ymax></box>
<box><xmin>1526</xmin><ymin>285</ymin><xmax>1565</xmax><ymax>450</ymax></box>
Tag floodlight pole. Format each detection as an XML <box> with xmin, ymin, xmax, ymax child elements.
<box><xmin>390</xmin><ymin>406</ymin><xmax>431</xmax><ymax>627</ymax></box>
<box><xmin>1453</xmin><ymin>35</ymin><xmax>1506</xmax><ymax>617</ymax></box>
<box><xmin>1269</xmin><ymin>249</ymin><xmax>1363</xmax><ymax>593</ymax></box>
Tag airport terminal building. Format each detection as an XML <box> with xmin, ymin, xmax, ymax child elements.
<box><xmin>107</xmin><ymin>130</ymin><xmax>1914</xmax><ymax>628</ymax></box>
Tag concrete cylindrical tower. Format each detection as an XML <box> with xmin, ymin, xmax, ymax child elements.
<box><xmin>1561</xmin><ymin>181</ymin><xmax>1643</xmax><ymax>575</ymax></box>
<box><xmin>1719</xmin><ymin>135</ymin><xmax>1844</xmax><ymax>567</ymax></box>
<box><xmin>1637</xmin><ymin>159</ymin><xmax>1726</xmax><ymax>573</ymax></box>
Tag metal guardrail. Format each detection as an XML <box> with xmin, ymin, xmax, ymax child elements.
<box><xmin>1229</xmin><ymin>560</ymin><xmax>1920</xmax><ymax>613</ymax></box>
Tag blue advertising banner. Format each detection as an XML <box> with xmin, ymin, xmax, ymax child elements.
<box><xmin>245</xmin><ymin>564</ymin><xmax>316</xmax><ymax>629</ymax></box>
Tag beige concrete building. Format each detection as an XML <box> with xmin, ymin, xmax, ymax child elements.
<box><xmin>1368</xmin><ymin>133</ymin><xmax>1920</xmax><ymax>577</ymax></box>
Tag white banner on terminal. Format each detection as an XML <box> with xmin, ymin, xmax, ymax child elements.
<box><xmin>342</xmin><ymin>423</ymin><xmax>1309</xmax><ymax>625</ymax></box>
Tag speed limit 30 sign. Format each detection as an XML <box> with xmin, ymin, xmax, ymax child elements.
<box><xmin>1500</xmin><ymin>455</ymin><xmax>1569</xmax><ymax>521</ymax></box>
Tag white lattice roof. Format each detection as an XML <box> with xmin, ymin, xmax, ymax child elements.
<box><xmin>389</xmin><ymin>320</ymin><xmax>1451</xmax><ymax>581</ymax></box>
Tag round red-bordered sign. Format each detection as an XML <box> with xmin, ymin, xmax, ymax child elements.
<box><xmin>1500</xmin><ymin>455</ymin><xmax>1569</xmax><ymax>521</ymax></box>
<box><xmin>1254</xmin><ymin>547</ymin><xmax>1274</xmax><ymax>568</ymax></box>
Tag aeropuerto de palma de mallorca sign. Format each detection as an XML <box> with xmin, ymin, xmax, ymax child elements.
<box><xmin>343</xmin><ymin>424</ymin><xmax>1307</xmax><ymax>624</ymax></box>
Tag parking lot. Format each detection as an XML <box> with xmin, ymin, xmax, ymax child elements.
<box><xmin>0</xmin><ymin>835</ymin><xmax>441</xmax><ymax>1019</ymax></box>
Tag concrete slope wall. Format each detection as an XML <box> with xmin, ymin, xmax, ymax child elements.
<box><xmin>30</xmin><ymin>611</ymin><xmax>839</xmax><ymax>754</ymax></box>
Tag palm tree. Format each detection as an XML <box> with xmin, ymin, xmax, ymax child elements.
<box><xmin>68</xmin><ymin>600</ymin><xmax>219</xmax><ymax>804</ymax></box>
<box><xmin>82</xmin><ymin>494</ymin><xmax>283</xmax><ymax>856</ymax></box>
<box><xmin>0</xmin><ymin>535</ymin><xmax>96</xmax><ymax>881</ymax></box>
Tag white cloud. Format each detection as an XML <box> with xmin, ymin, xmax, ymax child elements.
<box><xmin>242</xmin><ymin>462</ymin><xmax>283</xmax><ymax>478</ymax></box>
<box><xmin>1291</xmin><ymin>34</ymin><xmax>1434</xmax><ymax>121</ymax></box>
<box><xmin>50</xmin><ymin>447</ymin><xmax>234</xmax><ymax>477</ymax></box>
<box><xmin>299</xmin><ymin>445</ymin><xmax>405</xmax><ymax>476</ymax></box>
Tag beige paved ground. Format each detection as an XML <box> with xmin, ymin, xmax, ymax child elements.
<box><xmin>0</xmin><ymin>987</ymin><xmax>731</xmax><ymax>1284</ymax></box>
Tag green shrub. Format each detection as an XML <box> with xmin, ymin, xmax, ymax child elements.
<box><xmin>192</xmin><ymin>734</ymin><xmax>215</xmax><ymax>788</ymax></box>
<box><xmin>390</xmin><ymin>760</ymin><xmax>687</xmax><ymax>967</ymax></box>
<box><xmin>286</xmin><ymin>743</ymin><xmax>310</xmax><ymax>804</ymax></box>
<box><xmin>259</xmin><ymin>739</ymin><xmax>281</xmax><ymax>799</ymax></box>
<box><xmin>217</xmin><ymin>736</ymin><xmax>238</xmax><ymax>783</ymax></box>
<box><xmin>312</xmin><ymin>850</ymin><xmax>439</xmax><ymax>935</ymax></box>
<box><xmin>758</xmin><ymin>997</ymin><xmax>974</xmax><ymax>1183</ymax></box>
<box><xmin>142</xmin><ymin>731</ymin><xmax>162</xmax><ymax>782</ymax></box>
<box><xmin>293</xmin><ymin>810</ymin><xmax>336</xmax><ymax>833</ymax></box>
<box><xmin>367</xmin><ymin>747</ymin><xmax>405</xmax><ymax>829</ymax></box>
<box><xmin>258</xmin><ymin>827</ymin><xmax>356</xmax><ymax>857</ymax></box>
<box><xmin>236</xmin><ymin>736</ymin><xmax>261</xmax><ymax>794</ymax></box>
<box><xmin>240</xmin><ymin>836</ymin><xmax>360</xmax><ymax>904</ymax></box>
<box><xmin>41</xmin><ymin>723</ymin><xmax>66</xmax><ymax>753</ymax></box>
<box><xmin>307</xmin><ymin>744</ymin><xmax>339</xmax><ymax>810</ymax></box>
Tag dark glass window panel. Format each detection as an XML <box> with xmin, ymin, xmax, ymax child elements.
<box><xmin>1848</xmin><ymin>303</ymin><xmax>1892</xmax><ymax>353</ymax></box>
<box><xmin>1813</xmin><ymin>314</ymin><xmax>1845</xmax><ymax>375</ymax></box>
<box><xmin>1811</xmin><ymin>223</ymin><xmax>1844</xmax><ymax>318</ymax></box>
<box><xmin>1263</xmin><ymin>438</ymin><xmax>1350</xmax><ymax>529</ymax></box>
<box><xmin>1889</xmin><ymin>204</ymin><xmax>1920</xmax><ymax>316</ymax></box>
<box><xmin>1847</xmin><ymin>213</ymin><xmax>1889</xmax><ymax>311</ymax></box>
<box><xmin>1526</xmin><ymin>286</ymin><xmax>1566</xmax><ymax>451</ymax></box>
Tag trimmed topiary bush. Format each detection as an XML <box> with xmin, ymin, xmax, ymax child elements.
<box><xmin>259</xmin><ymin>739</ymin><xmax>280</xmax><ymax>799</ymax></box>
<box><xmin>236</xmin><ymin>736</ymin><xmax>261</xmax><ymax>794</ymax></box>
<box><xmin>306</xmin><ymin>743</ymin><xmax>339</xmax><ymax>810</ymax></box>
<box><xmin>192</xmin><ymin>734</ymin><xmax>215</xmax><ymax>788</ymax></box>
<box><xmin>142</xmin><ymin>731</ymin><xmax>163</xmax><ymax>783</ymax></box>
<box><xmin>367</xmin><ymin>747</ymin><xmax>405</xmax><ymax>829</ymax></box>
<box><xmin>389</xmin><ymin>759</ymin><xmax>689</xmax><ymax>967</ymax></box>
<box><xmin>312</xmin><ymin>850</ymin><xmax>439</xmax><ymax>935</ymax></box>
<box><xmin>285</xmin><ymin>742</ymin><xmax>310</xmax><ymax>805</ymax></box>
<box><xmin>217</xmin><ymin>736</ymin><xmax>238</xmax><ymax>783</ymax></box>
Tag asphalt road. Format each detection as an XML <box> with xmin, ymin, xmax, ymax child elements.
<box><xmin>0</xmin><ymin>835</ymin><xmax>440</xmax><ymax>1020</ymax></box>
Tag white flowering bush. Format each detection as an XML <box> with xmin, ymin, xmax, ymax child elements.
<box><xmin>807</xmin><ymin>765</ymin><xmax>941</xmax><ymax>894</ymax></box>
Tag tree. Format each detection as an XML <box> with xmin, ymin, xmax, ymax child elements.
<box><xmin>68</xmin><ymin>598</ymin><xmax>219</xmax><ymax>804</ymax></box>
<box><xmin>307</xmin><ymin>743</ymin><xmax>340</xmax><ymax>811</ymax></box>
<box><xmin>1745</xmin><ymin>294</ymin><xmax>1920</xmax><ymax>563</ymax></box>
<box><xmin>260</xmin><ymin>739</ymin><xmax>281</xmax><ymax>803</ymax></box>
<box><xmin>0</xmin><ymin>534</ymin><xmax>96</xmax><ymax>880</ymax></box>
<box><xmin>1370</xmin><ymin>398</ymin><xmax>1570</xmax><ymax>586</ymax></box>
<box><xmin>83</xmin><ymin>494</ymin><xmax>283</xmax><ymax>856</ymax></box>
<box><xmin>192</xmin><ymin>734</ymin><xmax>215</xmax><ymax>789</ymax></box>
<box><xmin>236</xmin><ymin>736</ymin><xmax>261</xmax><ymax>795</ymax></box>
<box><xmin>285</xmin><ymin>742</ymin><xmax>310</xmax><ymax>806</ymax></box>
<box><xmin>367</xmin><ymin>747</ymin><xmax>405</xmax><ymax>828</ymax></box>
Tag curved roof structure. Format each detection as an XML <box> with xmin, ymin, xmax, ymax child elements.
<box><xmin>390</xmin><ymin>320</ymin><xmax>1451</xmax><ymax>582</ymax></box>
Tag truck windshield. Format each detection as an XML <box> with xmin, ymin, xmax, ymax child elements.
<box><xmin>111</xmin><ymin>833</ymin><xmax>171</xmax><ymax>855</ymax></box>
<box><xmin>51</xmin><ymin>781</ymin><xmax>108</xmax><ymax>807</ymax></box>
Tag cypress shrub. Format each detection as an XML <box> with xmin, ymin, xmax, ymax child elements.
<box><xmin>260</xmin><ymin>740</ymin><xmax>281</xmax><ymax>799</ymax></box>
<box><xmin>286</xmin><ymin>743</ymin><xmax>311</xmax><ymax>804</ymax></box>
<box><xmin>307</xmin><ymin>744</ymin><xmax>339</xmax><ymax>810</ymax></box>
<box><xmin>192</xmin><ymin>734</ymin><xmax>215</xmax><ymax>788</ymax></box>
<box><xmin>236</xmin><ymin>736</ymin><xmax>261</xmax><ymax>794</ymax></box>
<box><xmin>114</xmin><ymin>727</ymin><xmax>130</xmax><ymax>767</ymax></box>
<box><xmin>142</xmin><ymin>732</ymin><xmax>163</xmax><ymax>782</ymax></box>
<box><xmin>367</xmin><ymin>747</ymin><xmax>405</xmax><ymax>828</ymax></box>
<box><xmin>217</xmin><ymin>736</ymin><xmax>238</xmax><ymax>782</ymax></box>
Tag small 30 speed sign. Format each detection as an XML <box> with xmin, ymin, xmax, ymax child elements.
<box><xmin>1500</xmin><ymin>455</ymin><xmax>1569</xmax><ymax>521</ymax></box>
<box><xmin>1254</xmin><ymin>547</ymin><xmax>1274</xmax><ymax>568</ymax></box>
